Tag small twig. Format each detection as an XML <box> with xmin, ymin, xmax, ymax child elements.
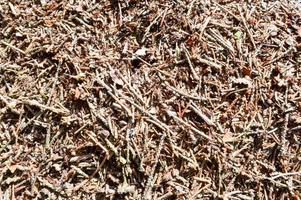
<box><xmin>270</xmin><ymin>172</ymin><xmax>301</xmax><ymax>180</ymax></box>
<box><xmin>142</xmin><ymin>11</ymin><xmax>164</xmax><ymax>43</ymax></box>
<box><xmin>213</xmin><ymin>1</ymin><xmax>241</xmax><ymax>21</ymax></box>
<box><xmin>46</xmin><ymin>60</ymin><xmax>62</xmax><ymax>106</ymax></box>
<box><xmin>187</xmin><ymin>0</ymin><xmax>196</xmax><ymax>16</ymax></box>
<box><xmin>197</xmin><ymin>57</ymin><xmax>222</xmax><ymax>70</ymax></box>
<box><xmin>113</xmin><ymin>67</ymin><xmax>145</xmax><ymax>106</ymax></box>
<box><xmin>0</xmin><ymin>95</ymin><xmax>21</xmax><ymax>115</ymax></box>
<box><xmin>159</xmin><ymin>7</ymin><xmax>169</xmax><ymax>27</ymax></box>
<box><xmin>118</xmin><ymin>1</ymin><xmax>123</xmax><ymax>25</ymax></box>
<box><xmin>22</xmin><ymin>99</ymin><xmax>70</xmax><ymax>116</ymax></box>
<box><xmin>281</xmin><ymin>86</ymin><xmax>289</xmax><ymax>155</ymax></box>
<box><xmin>162</xmin><ymin>82</ymin><xmax>208</xmax><ymax>101</ymax></box>
<box><xmin>1</xmin><ymin>95</ymin><xmax>69</xmax><ymax>116</ymax></box>
<box><xmin>73</xmin><ymin>16</ymin><xmax>94</xmax><ymax>31</ymax></box>
<box><xmin>199</xmin><ymin>16</ymin><xmax>211</xmax><ymax>39</ymax></box>
<box><xmin>189</xmin><ymin>102</ymin><xmax>216</xmax><ymax>127</ymax></box>
<box><xmin>239</xmin><ymin>9</ymin><xmax>257</xmax><ymax>49</ymax></box>
<box><xmin>166</xmin><ymin>110</ymin><xmax>212</xmax><ymax>141</ymax></box>
<box><xmin>0</xmin><ymin>40</ymin><xmax>26</xmax><ymax>55</ymax></box>
<box><xmin>207</xmin><ymin>29</ymin><xmax>235</xmax><ymax>54</ymax></box>
<box><xmin>87</xmin><ymin>131</ymin><xmax>109</xmax><ymax>157</ymax></box>
<box><xmin>263</xmin><ymin>47</ymin><xmax>293</xmax><ymax>66</ymax></box>
<box><xmin>182</xmin><ymin>44</ymin><xmax>199</xmax><ymax>81</ymax></box>
<box><xmin>156</xmin><ymin>192</ymin><xmax>174</xmax><ymax>200</ymax></box>
<box><xmin>121</xmin><ymin>95</ymin><xmax>177</xmax><ymax>156</ymax></box>
<box><xmin>95</xmin><ymin>71</ymin><xmax>132</xmax><ymax>116</ymax></box>
<box><xmin>143</xmin><ymin>129</ymin><xmax>166</xmax><ymax>200</ymax></box>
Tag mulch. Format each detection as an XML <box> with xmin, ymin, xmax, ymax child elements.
<box><xmin>0</xmin><ymin>1</ymin><xmax>300</xmax><ymax>199</ymax></box>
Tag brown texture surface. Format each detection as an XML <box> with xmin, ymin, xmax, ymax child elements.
<box><xmin>0</xmin><ymin>0</ymin><xmax>300</xmax><ymax>199</ymax></box>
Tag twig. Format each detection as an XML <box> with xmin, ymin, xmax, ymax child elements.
<box><xmin>263</xmin><ymin>47</ymin><xmax>293</xmax><ymax>66</ymax></box>
<box><xmin>120</xmin><ymin>95</ymin><xmax>177</xmax><ymax>156</ymax></box>
<box><xmin>281</xmin><ymin>86</ymin><xmax>289</xmax><ymax>155</ymax></box>
<box><xmin>0</xmin><ymin>95</ymin><xmax>69</xmax><ymax>116</ymax></box>
<box><xmin>213</xmin><ymin>1</ymin><xmax>241</xmax><ymax>21</ymax></box>
<box><xmin>22</xmin><ymin>99</ymin><xmax>70</xmax><ymax>116</ymax></box>
<box><xmin>142</xmin><ymin>11</ymin><xmax>165</xmax><ymax>43</ymax></box>
<box><xmin>0</xmin><ymin>40</ymin><xmax>26</xmax><ymax>55</ymax></box>
<box><xmin>165</xmin><ymin>110</ymin><xmax>212</xmax><ymax>141</ymax></box>
<box><xmin>182</xmin><ymin>44</ymin><xmax>199</xmax><ymax>81</ymax></box>
<box><xmin>270</xmin><ymin>172</ymin><xmax>301</xmax><ymax>180</ymax></box>
<box><xmin>113</xmin><ymin>67</ymin><xmax>145</xmax><ymax>106</ymax></box>
<box><xmin>207</xmin><ymin>29</ymin><xmax>235</xmax><ymax>54</ymax></box>
<box><xmin>95</xmin><ymin>71</ymin><xmax>132</xmax><ymax>116</ymax></box>
<box><xmin>197</xmin><ymin>57</ymin><xmax>222</xmax><ymax>70</ymax></box>
<box><xmin>0</xmin><ymin>95</ymin><xmax>21</xmax><ymax>115</ymax></box>
<box><xmin>189</xmin><ymin>102</ymin><xmax>216</xmax><ymax>127</ymax></box>
<box><xmin>46</xmin><ymin>60</ymin><xmax>62</xmax><ymax>106</ymax></box>
<box><xmin>239</xmin><ymin>9</ymin><xmax>257</xmax><ymax>49</ymax></box>
<box><xmin>162</xmin><ymin>82</ymin><xmax>208</xmax><ymax>101</ymax></box>
<box><xmin>199</xmin><ymin>16</ymin><xmax>211</xmax><ymax>39</ymax></box>
<box><xmin>143</xmin><ymin>129</ymin><xmax>166</xmax><ymax>200</ymax></box>
<box><xmin>87</xmin><ymin>131</ymin><xmax>109</xmax><ymax>158</ymax></box>
<box><xmin>187</xmin><ymin>0</ymin><xmax>197</xmax><ymax>16</ymax></box>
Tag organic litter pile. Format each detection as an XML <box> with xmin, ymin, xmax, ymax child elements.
<box><xmin>0</xmin><ymin>1</ymin><xmax>301</xmax><ymax>199</ymax></box>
